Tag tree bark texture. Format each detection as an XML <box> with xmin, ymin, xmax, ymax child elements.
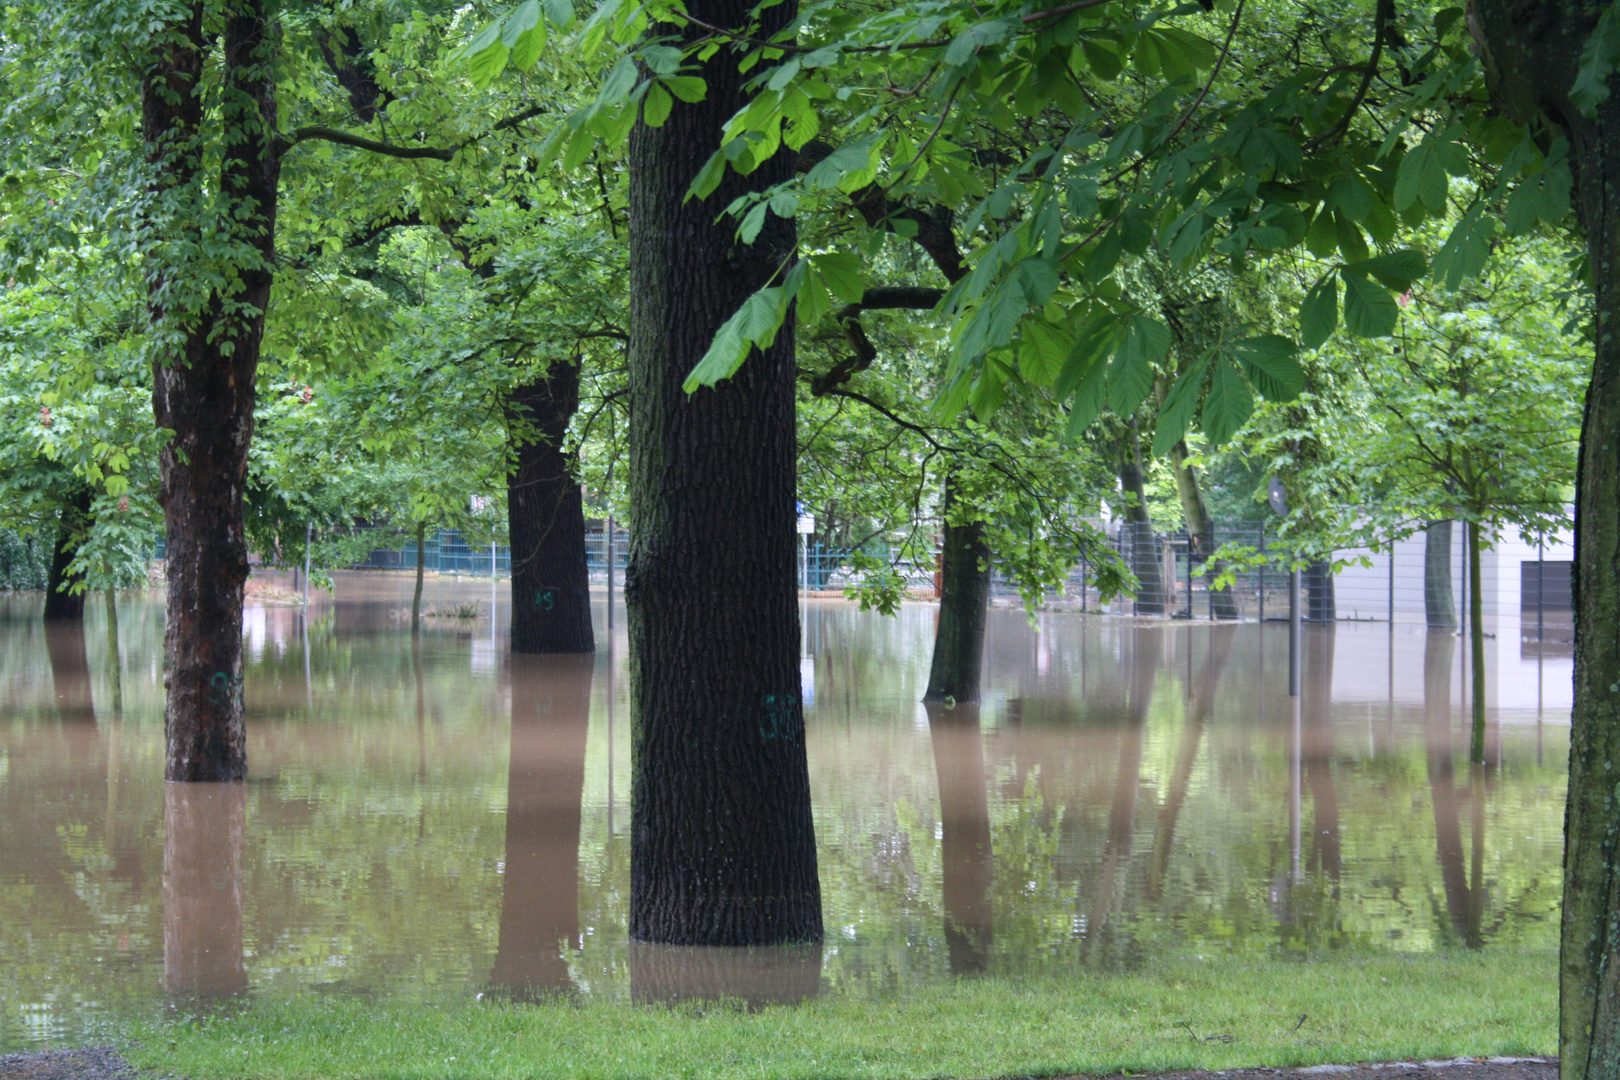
<box><xmin>163</xmin><ymin>782</ymin><xmax>248</xmax><ymax>1003</ymax></box>
<box><xmin>507</xmin><ymin>362</ymin><xmax>595</xmax><ymax>654</ymax></box>
<box><xmin>43</xmin><ymin>487</ymin><xmax>92</xmax><ymax>621</ymax></box>
<box><xmin>143</xmin><ymin>4</ymin><xmax>280</xmax><ymax>782</ymax></box>
<box><xmin>625</xmin><ymin>0</ymin><xmax>821</xmax><ymax>946</ymax></box>
<box><xmin>490</xmin><ymin>654</ymin><xmax>593</xmax><ymax>999</ymax></box>
<box><xmin>925</xmin><ymin>701</ymin><xmax>993</xmax><ymax>974</ymax></box>
<box><xmin>1425</xmin><ymin>520</ymin><xmax>1457</xmax><ymax>628</ymax></box>
<box><xmin>1471</xmin><ymin>4</ymin><xmax>1620</xmax><ymax>1074</ymax></box>
<box><xmin>925</xmin><ymin>476</ymin><xmax>991</xmax><ymax>704</ymax></box>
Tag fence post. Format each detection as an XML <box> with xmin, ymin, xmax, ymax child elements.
<box><xmin>1257</xmin><ymin>526</ymin><xmax>1266</xmax><ymax>623</ymax></box>
<box><xmin>607</xmin><ymin>515</ymin><xmax>616</xmax><ymax>632</ymax></box>
<box><xmin>1388</xmin><ymin>540</ymin><xmax>1395</xmax><ymax>624</ymax></box>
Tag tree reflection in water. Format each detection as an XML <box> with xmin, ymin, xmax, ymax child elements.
<box><xmin>488</xmin><ymin>654</ymin><xmax>595</xmax><ymax>1000</ymax></box>
<box><xmin>163</xmin><ymin>782</ymin><xmax>248</xmax><ymax>1005</ymax></box>
<box><xmin>926</xmin><ymin>701</ymin><xmax>992</xmax><ymax>975</ymax></box>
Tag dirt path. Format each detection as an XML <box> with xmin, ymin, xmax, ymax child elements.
<box><xmin>0</xmin><ymin>1048</ymin><xmax>1558</xmax><ymax>1080</ymax></box>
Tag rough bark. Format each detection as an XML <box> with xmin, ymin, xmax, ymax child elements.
<box><xmin>924</xmin><ymin>476</ymin><xmax>992</xmax><ymax>704</ymax></box>
<box><xmin>1118</xmin><ymin>440</ymin><xmax>1166</xmax><ymax>616</ymax></box>
<box><xmin>925</xmin><ymin>701</ymin><xmax>993</xmax><ymax>974</ymax></box>
<box><xmin>1167</xmin><ymin>441</ymin><xmax>1240</xmax><ymax>619</ymax></box>
<box><xmin>43</xmin><ymin>487</ymin><xmax>92</xmax><ymax>621</ymax></box>
<box><xmin>1470</xmin><ymin>5</ymin><xmax>1620</xmax><ymax>1074</ymax></box>
<box><xmin>163</xmin><ymin>782</ymin><xmax>248</xmax><ymax>1003</ymax></box>
<box><xmin>507</xmin><ymin>362</ymin><xmax>594</xmax><ymax>654</ymax></box>
<box><xmin>1425</xmin><ymin>520</ymin><xmax>1457</xmax><ymax>628</ymax></box>
<box><xmin>143</xmin><ymin>3</ymin><xmax>280</xmax><ymax>782</ymax></box>
<box><xmin>489</xmin><ymin>654</ymin><xmax>594</xmax><ymax>999</ymax></box>
<box><xmin>625</xmin><ymin>0</ymin><xmax>821</xmax><ymax>946</ymax></box>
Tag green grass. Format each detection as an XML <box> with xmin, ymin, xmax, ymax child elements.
<box><xmin>121</xmin><ymin>952</ymin><xmax>1555</xmax><ymax>1080</ymax></box>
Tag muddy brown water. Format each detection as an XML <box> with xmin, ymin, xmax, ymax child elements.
<box><xmin>0</xmin><ymin>572</ymin><xmax>1568</xmax><ymax>1048</ymax></box>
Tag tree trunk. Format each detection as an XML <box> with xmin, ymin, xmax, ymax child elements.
<box><xmin>411</xmin><ymin>520</ymin><xmax>426</xmax><ymax>635</ymax></box>
<box><xmin>924</xmin><ymin>475</ymin><xmax>991</xmax><ymax>704</ymax></box>
<box><xmin>1425</xmin><ymin>520</ymin><xmax>1457</xmax><ymax>628</ymax></box>
<box><xmin>1118</xmin><ymin>439</ymin><xmax>1165</xmax><ymax>615</ymax></box>
<box><xmin>43</xmin><ymin>487</ymin><xmax>92</xmax><ymax>621</ymax></box>
<box><xmin>625</xmin><ymin>0</ymin><xmax>820</xmax><ymax>946</ymax></box>
<box><xmin>489</xmin><ymin>654</ymin><xmax>593</xmax><ymax>999</ymax></box>
<box><xmin>925</xmin><ymin>701</ymin><xmax>992</xmax><ymax>974</ymax></box>
<box><xmin>142</xmin><ymin>4</ymin><xmax>280</xmax><ymax>782</ymax></box>
<box><xmin>1424</xmin><ymin>631</ymin><xmax>1482</xmax><ymax>947</ymax></box>
<box><xmin>507</xmin><ymin>362</ymin><xmax>594</xmax><ymax>654</ymax></box>
<box><xmin>629</xmin><ymin>942</ymin><xmax>823</xmax><ymax>1007</ymax></box>
<box><xmin>1167</xmin><ymin>441</ymin><xmax>1239</xmax><ymax>619</ymax></box>
<box><xmin>1470</xmin><ymin>6</ymin><xmax>1620</xmax><ymax>1075</ymax></box>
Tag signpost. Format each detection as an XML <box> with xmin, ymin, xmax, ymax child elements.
<box><xmin>796</xmin><ymin>505</ymin><xmax>814</xmax><ymax>597</ymax></box>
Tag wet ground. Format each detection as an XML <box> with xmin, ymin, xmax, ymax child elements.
<box><xmin>0</xmin><ymin>572</ymin><xmax>1570</xmax><ymax>1048</ymax></box>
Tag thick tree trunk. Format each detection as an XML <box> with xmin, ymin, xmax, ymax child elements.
<box><xmin>507</xmin><ymin>362</ymin><xmax>594</xmax><ymax>654</ymax></box>
<box><xmin>163</xmin><ymin>782</ymin><xmax>248</xmax><ymax>1003</ymax></box>
<box><xmin>43</xmin><ymin>487</ymin><xmax>92</xmax><ymax>621</ymax></box>
<box><xmin>1118</xmin><ymin>444</ymin><xmax>1165</xmax><ymax>616</ymax></box>
<box><xmin>1167</xmin><ymin>441</ymin><xmax>1240</xmax><ymax>619</ymax></box>
<box><xmin>924</xmin><ymin>476</ymin><xmax>991</xmax><ymax>704</ymax></box>
<box><xmin>629</xmin><ymin>942</ymin><xmax>823</xmax><ymax>1006</ymax></box>
<box><xmin>1473</xmin><ymin>11</ymin><xmax>1620</xmax><ymax>1074</ymax></box>
<box><xmin>925</xmin><ymin>701</ymin><xmax>992</xmax><ymax>974</ymax></box>
<box><xmin>625</xmin><ymin>0</ymin><xmax>820</xmax><ymax>946</ymax></box>
<box><xmin>489</xmin><ymin>654</ymin><xmax>593</xmax><ymax>999</ymax></box>
<box><xmin>1425</xmin><ymin>520</ymin><xmax>1457</xmax><ymax>628</ymax></box>
<box><xmin>1471</xmin><ymin>6</ymin><xmax>1620</xmax><ymax>1075</ymax></box>
<box><xmin>142</xmin><ymin>4</ymin><xmax>280</xmax><ymax>782</ymax></box>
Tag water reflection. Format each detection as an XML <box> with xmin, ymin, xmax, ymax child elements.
<box><xmin>0</xmin><ymin>584</ymin><xmax>1571</xmax><ymax>1048</ymax></box>
<box><xmin>925</xmin><ymin>702</ymin><xmax>992</xmax><ymax>975</ymax></box>
<box><xmin>163</xmin><ymin>783</ymin><xmax>247</xmax><ymax>1003</ymax></box>
<box><xmin>628</xmin><ymin>942</ymin><xmax>823</xmax><ymax>1007</ymax></box>
<box><xmin>489</xmin><ymin>655</ymin><xmax>593</xmax><ymax>1000</ymax></box>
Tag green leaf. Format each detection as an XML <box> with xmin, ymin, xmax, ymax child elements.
<box><xmin>1344</xmin><ymin>248</ymin><xmax>1428</xmax><ymax>291</ymax></box>
<box><xmin>1228</xmin><ymin>335</ymin><xmax>1303</xmax><ymax>400</ymax></box>
<box><xmin>1572</xmin><ymin>3</ymin><xmax>1620</xmax><ymax>119</ymax></box>
<box><xmin>1083</xmin><ymin>225</ymin><xmax>1124</xmax><ymax>284</ymax></box>
<box><xmin>599</xmin><ymin>55</ymin><xmax>640</xmax><ymax>103</ymax></box>
<box><xmin>1299</xmin><ymin>275</ymin><xmax>1338</xmax><ymax>350</ymax></box>
<box><xmin>686</xmin><ymin>148</ymin><xmax>728</xmax><ymax>201</ymax></box>
<box><xmin>1340</xmin><ymin>271</ymin><xmax>1399</xmax><ymax>338</ymax></box>
<box><xmin>467</xmin><ymin>37</ymin><xmax>509</xmax><ymax>88</ymax></box>
<box><xmin>663</xmin><ymin>76</ymin><xmax>707</xmax><ymax>103</ymax></box>
<box><xmin>1064</xmin><ymin>348</ymin><xmax>1111</xmax><ymax>439</ymax></box>
<box><xmin>1394</xmin><ymin>135</ymin><xmax>1450</xmax><ymax>213</ymax></box>
<box><xmin>683</xmin><ymin>280</ymin><xmax>796</xmax><ymax>392</ymax></box>
<box><xmin>1105</xmin><ymin>316</ymin><xmax>1168</xmax><ymax>416</ymax></box>
<box><xmin>502</xmin><ymin>1</ymin><xmax>541</xmax><ymax>47</ymax></box>
<box><xmin>1055</xmin><ymin>313</ymin><xmax>1120</xmax><ymax>400</ymax></box>
<box><xmin>811</xmin><ymin>252</ymin><xmax>864</xmax><ymax>305</ymax></box>
<box><xmin>1200</xmin><ymin>358</ymin><xmax>1253</xmax><ymax>445</ymax></box>
<box><xmin>510</xmin><ymin>24</ymin><xmax>546</xmax><ymax>71</ymax></box>
<box><xmin>1013</xmin><ymin>258</ymin><xmax>1060</xmax><ymax>306</ymax></box>
<box><xmin>643</xmin><ymin>82</ymin><xmax>673</xmax><ymax>127</ymax></box>
<box><xmin>804</xmin><ymin>137</ymin><xmax>875</xmax><ymax>190</ymax></box>
<box><xmin>1151</xmin><ymin>355</ymin><xmax>1209</xmax><ymax>458</ymax></box>
<box><xmin>1432</xmin><ymin>202</ymin><xmax>1494</xmax><ymax>288</ymax></box>
<box><xmin>543</xmin><ymin>0</ymin><xmax>574</xmax><ymax>27</ymax></box>
<box><xmin>1019</xmin><ymin>320</ymin><xmax>1072</xmax><ymax>386</ymax></box>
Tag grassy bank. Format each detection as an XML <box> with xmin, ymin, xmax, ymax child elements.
<box><xmin>119</xmin><ymin>951</ymin><xmax>1555</xmax><ymax>1080</ymax></box>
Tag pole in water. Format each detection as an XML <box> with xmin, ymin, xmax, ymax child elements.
<box><xmin>1288</xmin><ymin>567</ymin><xmax>1301</xmax><ymax>698</ymax></box>
<box><xmin>303</xmin><ymin>521</ymin><xmax>312</xmax><ymax>609</ymax></box>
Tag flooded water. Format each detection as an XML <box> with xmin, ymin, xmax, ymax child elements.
<box><xmin>0</xmin><ymin>573</ymin><xmax>1568</xmax><ymax>1048</ymax></box>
